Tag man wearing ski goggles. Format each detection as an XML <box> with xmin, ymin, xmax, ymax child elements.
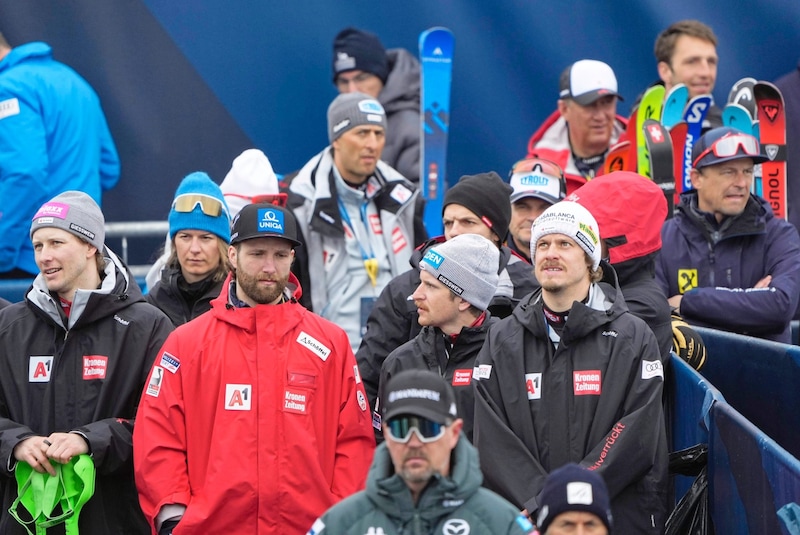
<box><xmin>307</xmin><ymin>369</ymin><xmax>537</xmax><ymax>534</ymax></box>
<box><xmin>656</xmin><ymin>126</ymin><xmax>800</xmax><ymax>345</ymax></box>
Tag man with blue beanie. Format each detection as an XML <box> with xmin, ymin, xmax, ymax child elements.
<box><xmin>147</xmin><ymin>171</ymin><xmax>231</xmax><ymax>326</ymax></box>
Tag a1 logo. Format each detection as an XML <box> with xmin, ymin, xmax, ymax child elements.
<box><xmin>29</xmin><ymin>356</ymin><xmax>54</xmax><ymax>383</ymax></box>
<box><xmin>525</xmin><ymin>373</ymin><xmax>542</xmax><ymax>400</ymax></box>
<box><xmin>225</xmin><ymin>384</ymin><xmax>252</xmax><ymax>411</ymax></box>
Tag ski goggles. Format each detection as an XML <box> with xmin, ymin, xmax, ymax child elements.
<box><xmin>510</xmin><ymin>157</ymin><xmax>565</xmax><ymax>180</ymax></box>
<box><xmin>385</xmin><ymin>415</ymin><xmax>447</xmax><ymax>444</ymax></box>
<box><xmin>172</xmin><ymin>194</ymin><xmax>228</xmax><ymax>218</ymax></box>
<box><xmin>693</xmin><ymin>133</ymin><xmax>760</xmax><ymax>168</ymax></box>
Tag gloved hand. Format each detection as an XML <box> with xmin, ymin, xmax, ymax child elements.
<box><xmin>671</xmin><ymin>312</ymin><xmax>707</xmax><ymax>370</ymax></box>
<box><xmin>159</xmin><ymin>519</ymin><xmax>180</xmax><ymax>535</ymax></box>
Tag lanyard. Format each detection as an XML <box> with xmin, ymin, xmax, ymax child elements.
<box><xmin>337</xmin><ymin>197</ymin><xmax>379</xmax><ymax>286</ymax></box>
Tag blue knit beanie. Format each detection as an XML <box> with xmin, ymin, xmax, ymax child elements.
<box><xmin>168</xmin><ymin>172</ymin><xmax>231</xmax><ymax>242</ymax></box>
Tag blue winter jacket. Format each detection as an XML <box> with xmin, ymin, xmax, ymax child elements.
<box><xmin>656</xmin><ymin>191</ymin><xmax>800</xmax><ymax>343</ymax></box>
<box><xmin>0</xmin><ymin>42</ymin><xmax>119</xmax><ymax>274</ymax></box>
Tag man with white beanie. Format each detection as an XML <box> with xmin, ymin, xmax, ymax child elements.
<box><xmin>376</xmin><ymin>234</ymin><xmax>499</xmax><ymax>442</ymax></box>
<box><xmin>473</xmin><ymin>201</ymin><xmax>668</xmax><ymax>534</ymax></box>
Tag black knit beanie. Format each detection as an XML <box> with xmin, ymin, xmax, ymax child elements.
<box><xmin>332</xmin><ymin>28</ymin><xmax>389</xmax><ymax>84</ymax></box>
<box><xmin>443</xmin><ymin>172</ymin><xmax>513</xmax><ymax>241</ymax></box>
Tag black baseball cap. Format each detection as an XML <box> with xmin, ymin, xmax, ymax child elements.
<box><xmin>382</xmin><ymin>369</ymin><xmax>458</xmax><ymax>424</ymax></box>
<box><xmin>230</xmin><ymin>203</ymin><xmax>302</xmax><ymax>247</ymax></box>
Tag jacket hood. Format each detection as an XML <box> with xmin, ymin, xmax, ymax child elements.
<box><xmin>366</xmin><ymin>436</ymin><xmax>482</xmax><ymax>520</ymax></box>
<box><xmin>379</xmin><ymin>48</ymin><xmax>420</xmax><ymax>115</ymax></box>
<box><xmin>567</xmin><ymin>170</ymin><xmax>667</xmax><ymax>264</ymax></box>
<box><xmin>0</xmin><ymin>42</ymin><xmax>52</xmax><ymax>72</ymax></box>
<box><xmin>26</xmin><ymin>247</ymin><xmax>145</xmax><ymax>330</ymax></box>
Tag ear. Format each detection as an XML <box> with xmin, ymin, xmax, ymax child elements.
<box><xmin>448</xmin><ymin>418</ymin><xmax>464</xmax><ymax>447</ymax></box>
<box><xmin>657</xmin><ymin>61</ymin><xmax>672</xmax><ymax>85</ymax></box>
<box><xmin>557</xmin><ymin>98</ymin><xmax>569</xmax><ymax>118</ymax></box>
<box><xmin>227</xmin><ymin>245</ymin><xmax>238</xmax><ymax>269</ymax></box>
<box><xmin>456</xmin><ymin>297</ymin><xmax>472</xmax><ymax>313</ymax></box>
<box><xmin>689</xmin><ymin>168</ymin><xmax>703</xmax><ymax>190</ymax></box>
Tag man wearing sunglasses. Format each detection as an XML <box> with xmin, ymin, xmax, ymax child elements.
<box><xmin>656</xmin><ymin>126</ymin><xmax>800</xmax><ymax>344</ymax></box>
<box><xmin>308</xmin><ymin>369</ymin><xmax>536</xmax><ymax>535</ymax></box>
<box><xmin>474</xmin><ymin>201</ymin><xmax>668</xmax><ymax>534</ymax></box>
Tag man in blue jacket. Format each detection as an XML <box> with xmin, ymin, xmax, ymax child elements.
<box><xmin>656</xmin><ymin>126</ymin><xmax>800</xmax><ymax>344</ymax></box>
<box><xmin>0</xmin><ymin>33</ymin><xmax>119</xmax><ymax>279</ymax></box>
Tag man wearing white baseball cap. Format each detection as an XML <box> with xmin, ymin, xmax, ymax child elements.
<box><xmin>473</xmin><ymin>201</ymin><xmax>668</xmax><ymax>534</ymax></box>
<box><xmin>506</xmin><ymin>157</ymin><xmax>567</xmax><ymax>262</ymax></box>
<box><xmin>525</xmin><ymin>59</ymin><xmax>627</xmax><ymax>194</ymax></box>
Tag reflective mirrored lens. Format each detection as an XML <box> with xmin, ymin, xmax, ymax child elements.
<box><xmin>712</xmin><ymin>134</ymin><xmax>759</xmax><ymax>157</ymax></box>
<box><xmin>386</xmin><ymin>415</ymin><xmax>445</xmax><ymax>443</ymax></box>
<box><xmin>173</xmin><ymin>194</ymin><xmax>225</xmax><ymax>217</ymax></box>
<box><xmin>511</xmin><ymin>158</ymin><xmax>564</xmax><ymax>180</ymax></box>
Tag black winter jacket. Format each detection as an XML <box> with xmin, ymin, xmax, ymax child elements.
<box><xmin>356</xmin><ymin>236</ymin><xmax>538</xmax><ymax>410</ymax></box>
<box><xmin>0</xmin><ymin>252</ymin><xmax>173</xmax><ymax>534</ymax></box>
<box><xmin>473</xmin><ymin>274</ymin><xmax>668</xmax><ymax>534</ymax></box>
<box><xmin>145</xmin><ymin>264</ymin><xmax>224</xmax><ymax>327</ymax></box>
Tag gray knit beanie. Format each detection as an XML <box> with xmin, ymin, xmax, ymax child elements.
<box><xmin>327</xmin><ymin>92</ymin><xmax>387</xmax><ymax>143</ymax></box>
<box><xmin>30</xmin><ymin>191</ymin><xmax>105</xmax><ymax>251</ymax></box>
<box><xmin>419</xmin><ymin>234</ymin><xmax>499</xmax><ymax>310</ymax></box>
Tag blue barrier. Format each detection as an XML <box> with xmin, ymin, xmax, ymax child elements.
<box><xmin>0</xmin><ymin>278</ymin><xmax>32</xmax><ymax>304</ymax></box>
<box><xmin>695</xmin><ymin>326</ymin><xmax>800</xmax><ymax>460</ymax></box>
<box><xmin>709</xmin><ymin>402</ymin><xmax>800</xmax><ymax>534</ymax></box>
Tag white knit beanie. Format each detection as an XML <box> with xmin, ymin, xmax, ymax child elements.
<box><xmin>530</xmin><ymin>201</ymin><xmax>602</xmax><ymax>270</ymax></box>
<box><xmin>419</xmin><ymin>234</ymin><xmax>499</xmax><ymax>310</ymax></box>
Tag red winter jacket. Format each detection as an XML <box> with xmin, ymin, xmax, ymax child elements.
<box><xmin>134</xmin><ymin>273</ymin><xmax>375</xmax><ymax>534</ymax></box>
<box><xmin>525</xmin><ymin>110</ymin><xmax>628</xmax><ymax>194</ymax></box>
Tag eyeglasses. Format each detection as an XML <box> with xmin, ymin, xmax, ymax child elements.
<box><xmin>385</xmin><ymin>415</ymin><xmax>447</xmax><ymax>444</ymax></box>
<box><xmin>510</xmin><ymin>157</ymin><xmax>565</xmax><ymax>180</ymax></box>
<box><xmin>693</xmin><ymin>133</ymin><xmax>760</xmax><ymax>168</ymax></box>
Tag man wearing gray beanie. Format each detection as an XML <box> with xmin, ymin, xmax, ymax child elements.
<box><xmin>356</xmin><ymin>170</ymin><xmax>539</xmax><ymax>411</ymax></box>
<box><xmin>0</xmin><ymin>190</ymin><xmax>173</xmax><ymax>534</ymax></box>
<box><xmin>288</xmin><ymin>91</ymin><xmax>426</xmax><ymax>354</ymax></box>
<box><xmin>376</xmin><ymin>234</ymin><xmax>500</xmax><ymax>443</ymax></box>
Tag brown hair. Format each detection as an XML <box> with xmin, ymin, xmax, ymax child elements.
<box><xmin>654</xmin><ymin>20</ymin><xmax>717</xmax><ymax>65</ymax></box>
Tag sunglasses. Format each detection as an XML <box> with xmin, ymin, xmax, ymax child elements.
<box><xmin>172</xmin><ymin>194</ymin><xmax>228</xmax><ymax>218</ymax></box>
<box><xmin>693</xmin><ymin>133</ymin><xmax>760</xmax><ymax>168</ymax></box>
<box><xmin>385</xmin><ymin>415</ymin><xmax>447</xmax><ymax>444</ymax></box>
<box><xmin>509</xmin><ymin>157</ymin><xmax>565</xmax><ymax>180</ymax></box>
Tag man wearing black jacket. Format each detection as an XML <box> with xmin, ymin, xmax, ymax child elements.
<box><xmin>356</xmin><ymin>171</ymin><xmax>539</xmax><ymax>410</ymax></box>
<box><xmin>473</xmin><ymin>200</ymin><xmax>668</xmax><ymax>534</ymax></box>
<box><xmin>0</xmin><ymin>191</ymin><xmax>173</xmax><ymax>534</ymax></box>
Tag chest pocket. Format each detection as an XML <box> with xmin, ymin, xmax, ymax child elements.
<box><xmin>283</xmin><ymin>370</ymin><xmax>317</xmax><ymax>415</ymax></box>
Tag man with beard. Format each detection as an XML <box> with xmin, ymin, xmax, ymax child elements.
<box><xmin>307</xmin><ymin>369</ymin><xmax>535</xmax><ymax>535</ymax></box>
<box><xmin>134</xmin><ymin>202</ymin><xmax>375</xmax><ymax>535</ymax></box>
<box><xmin>473</xmin><ymin>201</ymin><xmax>668</xmax><ymax>534</ymax></box>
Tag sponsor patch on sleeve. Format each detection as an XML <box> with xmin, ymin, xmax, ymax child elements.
<box><xmin>642</xmin><ymin>359</ymin><xmax>664</xmax><ymax>380</ymax></box>
<box><xmin>472</xmin><ymin>364</ymin><xmax>492</xmax><ymax>380</ymax></box>
<box><xmin>296</xmin><ymin>332</ymin><xmax>331</xmax><ymax>361</ymax></box>
<box><xmin>353</xmin><ymin>364</ymin><xmax>362</xmax><ymax>384</ymax></box>
<box><xmin>0</xmin><ymin>98</ymin><xmax>20</xmax><ymax>120</ymax></box>
<box><xmin>159</xmin><ymin>352</ymin><xmax>180</xmax><ymax>373</ymax></box>
<box><xmin>390</xmin><ymin>184</ymin><xmax>412</xmax><ymax>204</ymax></box>
<box><xmin>145</xmin><ymin>366</ymin><xmax>164</xmax><ymax>397</ymax></box>
<box><xmin>357</xmin><ymin>390</ymin><xmax>368</xmax><ymax>412</ymax></box>
<box><xmin>308</xmin><ymin>518</ymin><xmax>325</xmax><ymax>534</ymax></box>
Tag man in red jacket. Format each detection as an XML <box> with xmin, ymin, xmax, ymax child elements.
<box><xmin>525</xmin><ymin>59</ymin><xmax>627</xmax><ymax>194</ymax></box>
<box><xmin>134</xmin><ymin>202</ymin><xmax>375</xmax><ymax>535</ymax></box>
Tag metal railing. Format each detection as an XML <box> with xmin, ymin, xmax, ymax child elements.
<box><xmin>104</xmin><ymin>221</ymin><xmax>169</xmax><ymax>278</ymax></box>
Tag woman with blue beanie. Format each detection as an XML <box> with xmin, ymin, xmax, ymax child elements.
<box><xmin>146</xmin><ymin>172</ymin><xmax>231</xmax><ymax>326</ymax></box>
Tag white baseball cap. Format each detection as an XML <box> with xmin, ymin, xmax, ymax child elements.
<box><xmin>559</xmin><ymin>59</ymin><xmax>623</xmax><ymax>106</ymax></box>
